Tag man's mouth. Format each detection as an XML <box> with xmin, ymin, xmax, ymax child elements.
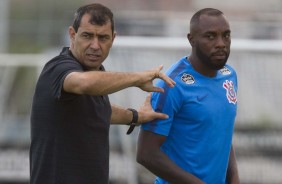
<box><xmin>87</xmin><ymin>54</ymin><xmax>100</xmax><ymax>60</ymax></box>
<box><xmin>212</xmin><ymin>51</ymin><xmax>226</xmax><ymax>56</ymax></box>
<box><xmin>212</xmin><ymin>51</ymin><xmax>227</xmax><ymax>59</ymax></box>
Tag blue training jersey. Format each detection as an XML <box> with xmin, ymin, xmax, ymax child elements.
<box><xmin>142</xmin><ymin>56</ymin><xmax>238</xmax><ymax>184</ymax></box>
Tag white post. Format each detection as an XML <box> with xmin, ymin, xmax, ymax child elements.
<box><xmin>0</xmin><ymin>0</ymin><xmax>9</xmax><ymax>53</ymax></box>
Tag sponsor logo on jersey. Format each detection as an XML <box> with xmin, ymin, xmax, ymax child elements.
<box><xmin>223</xmin><ymin>80</ymin><xmax>237</xmax><ymax>104</ymax></box>
<box><xmin>181</xmin><ymin>73</ymin><xmax>195</xmax><ymax>84</ymax></box>
<box><xmin>219</xmin><ymin>66</ymin><xmax>231</xmax><ymax>75</ymax></box>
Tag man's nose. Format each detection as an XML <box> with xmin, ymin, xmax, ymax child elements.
<box><xmin>90</xmin><ymin>38</ymin><xmax>100</xmax><ymax>50</ymax></box>
<box><xmin>216</xmin><ymin>36</ymin><xmax>227</xmax><ymax>48</ymax></box>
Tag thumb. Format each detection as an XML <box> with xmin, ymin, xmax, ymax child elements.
<box><xmin>151</xmin><ymin>87</ymin><xmax>164</xmax><ymax>93</ymax></box>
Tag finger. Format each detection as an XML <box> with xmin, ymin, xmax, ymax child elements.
<box><xmin>154</xmin><ymin>65</ymin><xmax>164</xmax><ymax>78</ymax></box>
<box><xmin>158</xmin><ymin>73</ymin><xmax>176</xmax><ymax>87</ymax></box>
<box><xmin>157</xmin><ymin>65</ymin><xmax>164</xmax><ymax>72</ymax></box>
<box><xmin>144</xmin><ymin>93</ymin><xmax>152</xmax><ymax>106</ymax></box>
<box><xmin>154</xmin><ymin>112</ymin><xmax>169</xmax><ymax>119</ymax></box>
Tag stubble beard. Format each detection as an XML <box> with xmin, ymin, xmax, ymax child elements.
<box><xmin>196</xmin><ymin>47</ymin><xmax>229</xmax><ymax>70</ymax></box>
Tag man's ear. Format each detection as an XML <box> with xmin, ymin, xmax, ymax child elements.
<box><xmin>69</xmin><ymin>26</ymin><xmax>76</xmax><ymax>41</ymax></box>
<box><xmin>187</xmin><ymin>33</ymin><xmax>195</xmax><ymax>47</ymax></box>
<box><xmin>112</xmin><ymin>31</ymin><xmax>117</xmax><ymax>42</ymax></box>
<box><xmin>108</xmin><ymin>32</ymin><xmax>117</xmax><ymax>48</ymax></box>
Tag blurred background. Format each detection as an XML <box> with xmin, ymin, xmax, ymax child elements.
<box><xmin>0</xmin><ymin>0</ymin><xmax>282</xmax><ymax>183</ymax></box>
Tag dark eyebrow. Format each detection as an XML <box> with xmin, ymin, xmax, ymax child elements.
<box><xmin>203</xmin><ymin>31</ymin><xmax>216</xmax><ymax>35</ymax></box>
<box><xmin>203</xmin><ymin>29</ymin><xmax>231</xmax><ymax>35</ymax></box>
<box><xmin>81</xmin><ymin>32</ymin><xmax>94</xmax><ymax>36</ymax></box>
<box><xmin>81</xmin><ymin>31</ymin><xmax>110</xmax><ymax>37</ymax></box>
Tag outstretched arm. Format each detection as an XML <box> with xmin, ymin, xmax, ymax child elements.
<box><xmin>137</xmin><ymin>129</ymin><xmax>205</xmax><ymax>184</ymax></box>
<box><xmin>63</xmin><ymin>65</ymin><xmax>175</xmax><ymax>96</ymax></box>
<box><xmin>226</xmin><ymin>145</ymin><xmax>240</xmax><ymax>184</ymax></box>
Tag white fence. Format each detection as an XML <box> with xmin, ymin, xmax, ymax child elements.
<box><xmin>109</xmin><ymin>37</ymin><xmax>282</xmax><ymax>126</ymax></box>
<box><xmin>0</xmin><ymin>37</ymin><xmax>282</xmax><ymax>183</ymax></box>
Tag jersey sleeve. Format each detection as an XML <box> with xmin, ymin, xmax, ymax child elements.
<box><xmin>141</xmin><ymin>78</ymin><xmax>183</xmax><ymax>136</ymax></box>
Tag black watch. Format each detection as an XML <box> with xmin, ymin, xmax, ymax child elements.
<box><xmin>126</xmin><ymin>108</ymin><xmax>138</xmax><ymax>135</ymax></box>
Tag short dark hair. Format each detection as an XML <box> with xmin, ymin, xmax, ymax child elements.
<box><xmin>190</xmin><ymin>8</ymin><xmax>223</xmax><ymax>31</ymax></box>
<box><xmin>72</xmin><ymin>3</ymin><xmax>114</xmax><ymax>33</ymax></box>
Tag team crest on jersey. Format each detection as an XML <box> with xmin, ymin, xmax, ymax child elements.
<box><xmin>223</xmin><ymin>80</ymin><xmax>237</xmax><ymax>104</ymax></box>
<box><xmin>219</xmin><ymin>67</ymin><xmax>231</xmax><ymax>75</ymax></box>
<box><xmin>181</xmin><ymin>73</ymin><xmax>195</xmax><ymax>84</ymax></box>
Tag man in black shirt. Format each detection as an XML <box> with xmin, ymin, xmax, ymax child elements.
<box><xmin>30</xmin><ymin>3</ymin><xmax>175</xmax><ymax>184</ymax></box>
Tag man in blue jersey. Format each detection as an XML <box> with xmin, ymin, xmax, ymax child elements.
<box><xmin>137</xmin><ymin>8</ymin><xmax>240</xmax><ymax>184</ymax></box>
